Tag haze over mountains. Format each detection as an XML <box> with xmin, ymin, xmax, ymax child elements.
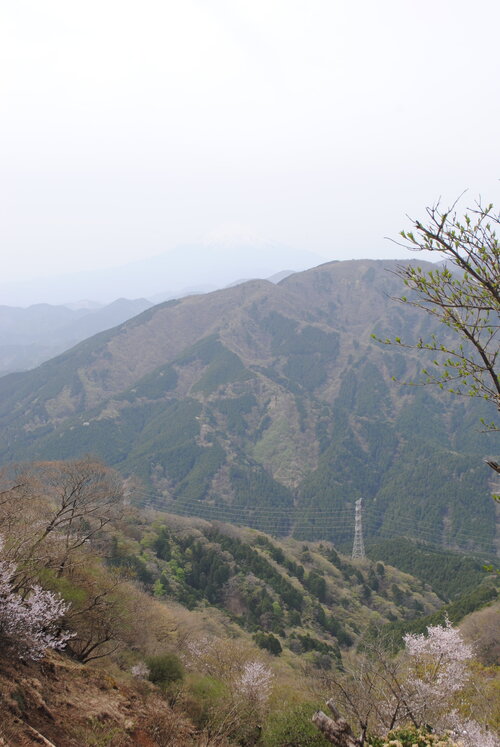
<box><xmin>0</xmin><ymin>298</ymin><xmax>154</xmax><ymax>375</ymax></box>
<box><xmin>0</xmin><ymin>236</ymin><xmax>325</xmax><ymax>306</ymax></box>
<box><xmin>0</xmin><ymin>258</ymin><xmax>497</xmax><ymax>558</ymax></box>
<box><xmin>0</xmin><ymin>265</ymin><xmax>297</xmax><ymax>375</ymax></box>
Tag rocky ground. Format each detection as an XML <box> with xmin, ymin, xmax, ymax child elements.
<box><xmin>0</xmin><ymin>651</ymin><xmax>193</xmax><ymax>746</ymax></box>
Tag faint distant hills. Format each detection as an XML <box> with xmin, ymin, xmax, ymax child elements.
<box><xmin>0</xmin><ymin>238</ymin><xmax>325</xmax><ymax>306</ymax></box>
<box><xmin>0</xmin><ymin>298</ymin><xmax>153</xmax><ymax>375</ymax></box>
<box><xmin>0</xmin><ymin>267</ymin><xmax>298</xmax><ymax>375</ymax></box>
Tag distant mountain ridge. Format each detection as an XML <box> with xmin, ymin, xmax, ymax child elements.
<box><xmin>0</xmin><ymin>239</ymin><xmax>324</xmax><ymax>306</ymax></box>
<box><xmin>0</xmin><ymin>297</ymin><xmax>153</xmax><ymax>375</ymax></box>
<box><xmin>0</xmin><ymin>270</ymin><xmax>297</xmax><ymax>375</ymax></box>
<box><xmin>0</xmin><ymin>259</ymin><xmax>497</xmax><ymax>556</ymax></box>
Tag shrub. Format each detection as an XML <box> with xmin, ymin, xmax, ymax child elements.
<box><xmin>183</xmin><ymin>674</ymin><xmax>227</xmax><ymax>729</ymax></box>
<box><xmin>253</xmin><ymin>632</ymin><xmax>282</xmax><ymax>656</ymax></box>
<box><xmin>146</xmin><ymin>652</ymin><xmax>184</xmax><ymax>686</ymax></box>
<box><xmin>367</xmin><ymin>726</ymin><xmax>460</xmax><ymax>746</ymax></box>
<box><xmin>262</xmin><ymin>703</ymin><xmax>331</xmax><ymax>746</ymax></box>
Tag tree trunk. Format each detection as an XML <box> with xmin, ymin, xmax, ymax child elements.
<box><xmin>312</xmin><ymin>700</ymin><xmax>362</xmax><ymax>747</ymax></box>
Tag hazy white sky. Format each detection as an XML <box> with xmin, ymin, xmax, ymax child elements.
<box><xmin>2</xmin><ymin>0</ymin><xmax>500</xmax><ymax>284</ymax></box>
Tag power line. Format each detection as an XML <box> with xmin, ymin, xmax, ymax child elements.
<box><xmin>136</xmin><ymin>492</ymin><xmax>493</xmax><ymax>538</ymax></box>
<box><xmin>135</xmin><ymin>493</ymin><xmax>496</xmax><ymax>544</ymax></box>
<box><xmin>135</xmin><ymin>494</ymin><xmax>497</xmax><ymax>558</ymax></box>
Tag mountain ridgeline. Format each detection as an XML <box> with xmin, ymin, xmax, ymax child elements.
<box><xmin>0</xmin><ymin>260</ymin><xmax>496</xmax><ymax>555</ymax></box>
<box><xmin>0</xmin><ymin>297</ymin><xmax>153</xmax><ymax>375</ymax></box>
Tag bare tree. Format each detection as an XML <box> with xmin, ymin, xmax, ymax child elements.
<box><xmin>0</xmin><ymin>458</ymin><xmax>124</xmax><ymax>596</ymax></box>
<box><xmin>64</xmin><ymin>568</ymin><xmax>126</xmax><ymax>663</ymax></box>
<box><xmin>12</xmin><ymin>458</ymin><xmax>123</xmax><ymax>580</ymax></box>
<box><xmin>308</xmin><ymin>639</ymin><xmax>419</xmax><ymax>744</ymax></box>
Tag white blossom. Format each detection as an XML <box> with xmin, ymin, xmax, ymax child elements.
<box><xmin>404</xmin><ymin>617</ymin><xmax>473</xmax><ymax>702</ymax></box>
<box><xmin>0</xmin><ymin>550</ymin><xmax>73</xmax><ymax>661</ymax></box>
<box><xmin>184</xmin><ymin>635</ymin><xmax>211</xmax><ymax>662</ymax></box>
<box><xmin>445</xmin><ymin>710</ymin><xmax>500</xmax><ymax>747</ymax></box>
<box><xmin>234</xmin><ymin>660</ymin><xmax>273</xmax><ymax>704</ymax></box>
<box><xmin>399</xmin><ymin>617</ymin><xmax>497</xmax><ymax>741</ymax></box>
<box><xmin>131</xmin><ymin>661</ymin><xmax>150</xmax><ymax>679</ymax></box>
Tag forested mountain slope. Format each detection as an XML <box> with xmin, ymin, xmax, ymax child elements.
<box><xmin>0</xmin><ymin>259</ymin><xmax>496</xmax><ymax>554</ymax></box>
<box><xmin>111</xmin><ymin>511</ymin><xmax>449</xmax><ymax>652</ymax></box>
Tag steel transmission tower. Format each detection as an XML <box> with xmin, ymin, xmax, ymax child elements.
<box><xmin>352</xmin><ymin>499</ymin><xmax>366</xmax><ymax>560</ymax></box>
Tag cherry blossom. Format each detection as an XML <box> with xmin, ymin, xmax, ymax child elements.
<box><xmin>234</xmin><ymin>660</ymin><xmax>273</xmax><ymax>703</ymax></box>
<box><xmin>0</xmin><ymin>540</ymin><xmax>73</xmax><ymax>660</ymax></box>
<box><xmin>404</xmin><ymin>616</ymin><xmax>473</xmax><ymax>703</ymax></box>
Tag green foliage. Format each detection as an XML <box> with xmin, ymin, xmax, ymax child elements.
<box><xmin>367</xmin><ymin>725</ymin><xmax>458</xmax><ymax>746</ymax></box>
<box><xmin>205</xmin><ymin>529</ymin><xmax>304</xmax><ymax>611</ymax></box>
<box><xmin>38</xmin><ymin>569</ymin><xmax>87</xmax><ymax>606</ymax></box>
<box><xmin>126</xmin><ymin>398</ymin><xmax>201</xmax><ymax>477</ymax></box>
<box><xmin>254</xmin><ymin>534</ymin><xmax>285</xmax><ymax>562</ymax></box>
<box><xmin>176</xmin><ymin>334</ymin><xmax>253</xmax><ymax>394</ymax></box>
<box><xmin>353</xmin><ymin>362</ymin><xmax>392</xmax><ymax>418</ymax></box>
<box><xmin>263</xmin><ymin>311</ymin><xmax>340</xmax><ymax>390</ymax></box>
<box><xmin>294</xmin><ymin>365</ymin><xmax>495</xmax><ymax>553</ymax></box>
<box><xmin>176</xmin><ymin>443</ymin><xmax>225</xmax><ymax>501</ymax></box>
<box><xmin>185</xmin><ymin>541</ymin><xmax>231</xmax><ymax>604</ymax></box>
<box><xmin>152</xmin><ymin>526</ymin><xmax>171</xmax><ymax>561</ymax></box>
<box><xmin>104</xmin><ymin>519</ymin><xmax>384</xmax><ymax>659</ymax></box>
<box><xmin>263</xmin><ymin>310</ymin><xmax>298</xmax><ymax>350</ymax></box>
<box><xmin>319</xmin><ymin>613</ymin><xmax>353</xmax><ymax>647</ymax></box>
<box><xmin>262</xmin><ymin>702</ymin><xmax>332</xmax><ymax>746</ymax></box>
<box><xmin>253</xmin><ymin>632</ymin><xmax>282</xmax><ymax>655</ymax></box>
<box><xmin>305</xmin><ymin>571</ymin><xmax>327</xmax><ymax>602</ymax></box>
<box><xmin>288</xmin><ymin>632</ymin><xmax>340</xmax><ymax>665</ymax></box>
<box><xmin>183</xmin><ymin>674</ymin><xmax>227</xmax><ymax>729</ymax></box>
<box><xmin>73</xmin><ymin>717</ymin><xmax>126</xmax><ymax>747</ymax></box>
<box><xmin>145</xmin><ymin>652</ymin><xmax>183</xmax><ymax>686</ymax></box>
<box><xmin>229</xmin><ymin>463</ymin><xmax>294</xmax><ymax>534</ymax></box>
<box><xmin>381</xmin><ymin>580</ymin><xmax>498</xmax><ymax>649</ymax></box>
<box><xmin>367</xmin><ymin>538</ymin><xmax>487</xmax><ymax>600</ymax></box>
<box><xmin>390</xmin><ymin>200</ymin><xmax>500</xmax><ymax>422</ymax></box>
<box><xmin>214</xmin><ymin>394</ymin><xmax>257</xmax><ymax>435</ymax></box>
<box><xmin>253</xmin><ymin>535</ymin><xmax>309</xmax><ymax>583</ymax></box>
<box><xmin>120</xmin><ymin>363</ymin><xmax>178</xmax><ymax>401</ymax></box>
<box><xmin>113</xmin><ymin>551</ymin><xmax>155</xmax><ymax>587</ymax></box>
